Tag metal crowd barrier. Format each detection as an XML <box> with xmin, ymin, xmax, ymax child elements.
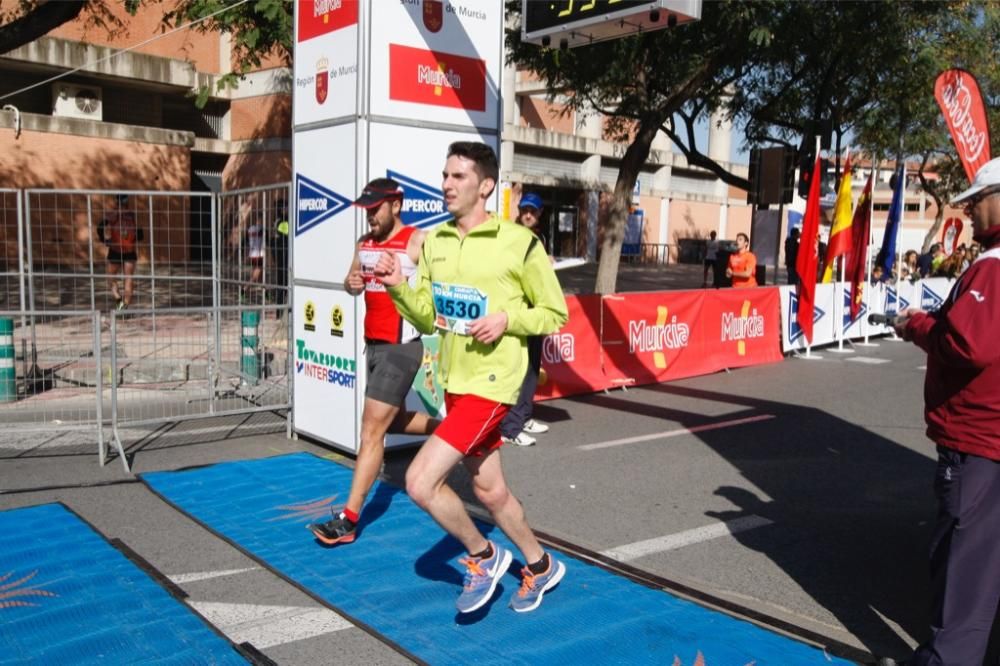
<box><xmin>0</xmin><ymin>310</ymin><xmax>119</xmax><ymax>469</ymax></box>
<box><xmin>108</xmin><ymin>304</ymin><xmax>291</xmax><ymax>471</ymax></box>
<box><xmin>0</xmin><ymin>185</ymin><xmax>292</xmax><ymax>472</ymax></box>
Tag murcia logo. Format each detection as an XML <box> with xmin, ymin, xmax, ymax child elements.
<box><xmin>295</xmin><ymin>174</ymin><xmax>351</xmax><ymax>236</ymax></box>
<box><xmin>315</xmin><ymin>57</ymin><xmax>329</xmax><ymax>104</ymax></box>
<box><xmin>387</xmin><ymin>170</ymin><xmax>451</xmax><ymax>228</ymax></box>
<box><xmin>542</xmin><ymin>333</ymin><xmax>575</xmax><ymax>364</ymax></box>
<box><xmin>388</xmin><ymin>43</ymin><xmax>486</xmax><ymax>112</ymax></box>
<box><xmin>297</xmin><ymin>0</ymin><xmax>357</xmax><ymax>43</ymax></box>
<box><xmin>721</xmin><ymin>300</ymin><xmax>764</xmax><ymax>356</ymax></box>
<box><xmin>629</xmin><ymin>305</ymin><xmax>689</xmax><ymax>369</ymax></box>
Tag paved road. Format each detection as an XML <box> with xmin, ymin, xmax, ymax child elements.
<box><xmin>4</xmin><ymin>331</ymin><xmax>981</xmax><ymax>665</ymax></box>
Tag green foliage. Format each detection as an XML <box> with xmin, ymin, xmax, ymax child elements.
<box><xmin>161</xmin><ymin>0</ymin><xmax>292</xmax><ymax>108</ymax></box>
<box><xmin>506</xmin><ymin>0</ymin><xmax>999</xmax><ymax>288</ymax></box>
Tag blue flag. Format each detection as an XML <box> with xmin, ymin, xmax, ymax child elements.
<box><xmin>876</xmin><ymin>165</ymin><xmax>904</xmax><ymax>281</ymax></box>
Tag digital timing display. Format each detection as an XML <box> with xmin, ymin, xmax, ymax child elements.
<box><xmin>523</xmin><ymin>0</ymin><xmax>653</xmax><ymax>36</ymax></box>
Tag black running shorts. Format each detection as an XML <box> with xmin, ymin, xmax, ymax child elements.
<box><xmin>365</xmin><ymin>339</ymin><xmax>422</xmax><ymax>406</ymax></box>
<box><xmin>107</xmin><ymin>250</ymin><xmax>138</xmax><ymax>264</ymax></box>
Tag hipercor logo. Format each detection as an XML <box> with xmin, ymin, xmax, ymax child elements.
<box><xmin>787</xmin><ymin>292</ymin><xmax>826</xmax><ymax>343</ymax></box>
<box><xmin>295</xmin><ymin>174</ymin><xmax>351</xmax><ymax>236</ymax></box>
<box><xmin>387</xmin><ymin>170</ymin><xmax>451</xmax><ymax>228</ymax></box>
<box><xmin>388</xmin><ymin>44</ymin><xmax>486</xmax><ymax>111</ymax></box>
<box><xmin>842</xmin><ymin>287</ymin><xmax>868</xmax><ymax>331</ymax></box>
<box><xmin>921</xmin><ymin>284</ymin><xmax>945</xmax><ymax>311</ymax></box>
<box><xmin>298</xmin><ymin>0</ymin><xmax>358</xmax><ymax>43</ymax></box>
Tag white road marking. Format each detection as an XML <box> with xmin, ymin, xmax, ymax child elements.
<box><xmin>600</xmin><ymin>515</ymin><xmax>775</xmax><ymax>562</ymax></box>
<box><xmin>168</xmin><ymin>567</ymin><xmax>261</xmax><ymax>584</ymax></box>
<box><xmin>187</xmin><ymin>601</ymin><xmax>352</xmax><ymax>649</ymax></box>
<box><xmin>845</xmin><ymin>357</ymin><xmax>891</xmax><ymax>365</ymax></box>
<box><xmin>577</xmin><ymin>414</ymin><xmax>776</xmax><ymax>451</ymax></box>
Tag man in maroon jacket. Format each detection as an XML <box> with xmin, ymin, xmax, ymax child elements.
<box><xmin>894</xmin><ymin>156</ymin><xmax>1000</xmax><ymax>666</ymax></box>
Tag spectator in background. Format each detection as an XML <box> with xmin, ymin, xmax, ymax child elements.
<box><xmin>703</xmin><ymin>230</ymin><xmax>720</xmax><ymax>288</ymax></box>
<box><xmin>900</xmin><ymin>250</ymin><xmax>919</xmax><ymax>283</ymax></box>
<box><xmin>242</xmin><ymin>210</ymin><xmax>266</xmax><ymax>302</ymax></box>
<box><xmin>500</xmin><ymin>192</ymin><xmax>551</xmax><ymax>448</ymax></box>
<box><xmin>273</xmin><ymin>198</ymin><xmax>290</xmax><ymax>305</ymax></box>
<box><xmin>784</xmin><ymin>227</ymin><xmax>800</xmax><ymax>285</ymax></box>
<box><xmin>934</xmin><ymin>245</ymin><xmax>966</xmax><ymax>279</ymax></box>
<box><xmin>917</xmin><ymin>243</ymin><xmax>944</xmax><ymax>278</ymax></box>
<box><xmin>99</xmin><ymin>194</ymin><xmax>142</xmax><ymax>311</ymax></box>
<box><xmin>726</xmin><ymin>232</ymin><xmax>758</xmax><ymax>288</ymax></box>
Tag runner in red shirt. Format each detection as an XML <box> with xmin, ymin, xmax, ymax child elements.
<box><xmin>99</xmin><ymin>194</ymin><xmax>142</xmax><ymax>310</ymax></box>
<box><xmin>726</xmin><ymin>232</ymin><xmax>758</xmax><ymax>288</ymax></box>
<box><xmin>309</xmin><ymin>178</ymin><xmax>438</xmax><ymax>546</ymax></box>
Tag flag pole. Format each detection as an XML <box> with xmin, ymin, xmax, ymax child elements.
<box><xmin>830</xmin><ymin>147</ymin><xmax>853</xmax><ymax>353</ymax></box>
<box><xmin>857</xmin><ymin>158</ymin><xmax>879</xmax><ymax>347</ymax></box>
<box><xmin>887</xmin><ymin>160</ymin><xmax>906</xmax><ymax>342</ymax></box>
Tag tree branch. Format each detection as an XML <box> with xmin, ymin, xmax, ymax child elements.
<box><xmin>0</xmin><ymin>1</ymin><xmax>87</xmax><ymax>55</ymax></box>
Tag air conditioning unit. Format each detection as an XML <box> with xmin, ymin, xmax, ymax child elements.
<box><xmin>52</xmin><ymin>84</ymin><xmax>103</xmax><ymax>121</ymax></box>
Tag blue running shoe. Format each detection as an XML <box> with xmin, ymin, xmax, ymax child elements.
<box><xmin>510</xmin><ymin>554</ymin><xmax>565</xmax><ymax>613</ymax></box>
<box><xmin>455</xmin><ymin>542</ymin><xmax>512</xmax><ymax>613</ymax></box>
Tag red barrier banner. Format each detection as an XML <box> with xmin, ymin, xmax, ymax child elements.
<box><xmin>536</xmin><ymin>295</ymin><xmax>612</xmax><ymax>400</ymax></box>
<box><xmin>601</xmin><ymin>291</ymin><xmax>704</xmax><ymax>385</ymax></box>
<box><xmin>698</xmin><ymin>287</ymin><xmax>783</xmax><ymax>372</ymax></box>
<box><xmin>536</xmin><ymin>288</ymin><xmax>782</xmax><ymax>400</ymax></box>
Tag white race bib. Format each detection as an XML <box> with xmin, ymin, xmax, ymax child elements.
<box><xmin>432</xmin><ymin>282</ymin><xmax>488</xmax><ymax>335</ymax></box>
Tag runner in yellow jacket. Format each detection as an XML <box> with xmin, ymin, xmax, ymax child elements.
<box><xmin>385</xmin><ymin>213</ymin><xmax>566</xmax><ymax>405</ymax></box>
<box><xmin>375</xmin><ymin>141</ymin><xmax>568</xmax><ymax>616</ymax></box>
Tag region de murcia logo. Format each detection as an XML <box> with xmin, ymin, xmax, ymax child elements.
<box><xmin>423</xmin><ymin>0</ymin><xmax>443</xmax><ymax>32</ymax></box>
<box><xmin>315</xmin><ymin>57</ymin><xmax>329</xmax><ymax>104</ymax></box>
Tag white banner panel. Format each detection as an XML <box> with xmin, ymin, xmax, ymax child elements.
<box><xmin>292</xmin><ymin>284</ymin><xmax>360</xmax><ymax>450</ymax></box>
<box><xmin>778</xmin><ymin>276</ymin><xmax>956</xmax><ymax>352</ymax></box>
<box><xmin>293</xmin><ymin>123</ymin><xmax>359</xmax><ymax>283</ymax></box>
<box><xmin>368</xmin><ymin>0</ymin><xmax>502</xmax><ymax>130</ymax></box>
<box><xmin>368</xmin><ymin>122</ymin><xmax>500</xmax><ymax>227</ymax></box>
<box><xmin>293</xmin><ymin>0</ymin><xmax>359</xmax><ymax>126</ymax></box>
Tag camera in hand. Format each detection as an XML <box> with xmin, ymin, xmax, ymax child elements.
<box><xmin>867</xmin><ymin>313</ymin><xmax>901</xmax><ymax>327</ymax></box>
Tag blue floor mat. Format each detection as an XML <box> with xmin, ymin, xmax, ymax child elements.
<box><xmin>0</xmin><ymin>503</ymin><xmax>246</xmax><ymax>665</ymax></box>
<box><xmin>143</xmin><ymin>453</ymin><xmax>856</xmax><ymax>666</ymax></box>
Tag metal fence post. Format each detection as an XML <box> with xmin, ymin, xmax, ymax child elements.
<box><xmin>86</xmin><ymin>195</ymin><xmax>96</xmax><ymax>312</ymax></box>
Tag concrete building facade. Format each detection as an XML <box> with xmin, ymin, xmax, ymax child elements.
<box><xmin>0</xmin><ymin>1</ymin><xmax>291</xmax><ymax>193</ymax></box>
<box><xmin>0</xmin><ymin>3</ymin><xmax>965</xmax><ymax>274</ymax></box>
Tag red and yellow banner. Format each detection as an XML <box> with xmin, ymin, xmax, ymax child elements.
<box><xmin>298</xmin><ymin>0</ymin><xmax>358</xmax><ymax>43</ymax></box>
<box><xmin>536</xmin><ymin>289</ymin><xmax>782</xmax><ymax>401</ymax></box>
<box><xmin>388</xmin><ymin>44</ymin><xmax>486</xmax><ymax>111</ymax></box>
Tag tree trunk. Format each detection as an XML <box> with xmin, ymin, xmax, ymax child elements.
<box><xmin>922</xmin><ymin>207</ymin><xmax>945</xmax><ymax>254</ymax></box>
<box><xmin>594</xmin><ymin>119</ymin><xmax>660</xmax><ymax>294</ymax></box>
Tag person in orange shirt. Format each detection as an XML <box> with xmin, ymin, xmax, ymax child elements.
<box><xmin>726</xmin><ymin>232</ymin><xmax>758</xmax><ymax>288</ymax></box>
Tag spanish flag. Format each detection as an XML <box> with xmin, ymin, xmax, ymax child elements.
<box><xmin>821</xmin><ymin>154</ymin><xmax>853</xmax><ymax>283</ymax></box>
